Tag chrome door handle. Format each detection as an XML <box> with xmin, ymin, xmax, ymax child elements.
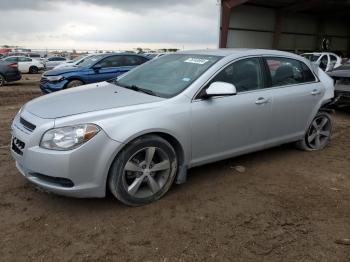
<box><xmin>311</xmin><ymin>89</ymin><xmax>321</xmax><ymax>95</ymax></box>
<box><xmin>255</xmin><ymin>97</ymin><xmax>269</xmax><ymax>105</ymax></box>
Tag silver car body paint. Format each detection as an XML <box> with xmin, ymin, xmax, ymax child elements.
<box><xmin>10</xmin><ymin>49</ymin><xmax>334</xmax><ymax>197</ymax></box>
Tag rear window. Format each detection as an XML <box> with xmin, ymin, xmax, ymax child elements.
<box><xmin>266</xmin><ymin>57</ymin><xmax>315</xmax><ymax>86</ymax></box>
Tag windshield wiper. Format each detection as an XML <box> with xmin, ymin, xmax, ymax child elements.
<box><xmin>116</xmin><ymin>81</ymin><xmax>158</xmax><ymax>97</ymax></box>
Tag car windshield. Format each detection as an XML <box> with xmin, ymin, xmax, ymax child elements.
<box><xmin>78</xmin><ymin>55</ymin><xmax>104</xmax><ymax>68</ymax></box>
<box><xmin>115</xmin><ymin>54</ymin><xmax>222</xmax><ymax>98</ymax></box>
<box><xmin>302</xmin><ymin>54</ymin><xmax>321</xmax><ymax>62</ymax></box>
<box><xmin>76</xmin><ymin>55</ymin><xmax>92</xmax><ymax>65</ymax></box>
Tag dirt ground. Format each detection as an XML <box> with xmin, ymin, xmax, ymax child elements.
<box><xmin>0</xmin><ymin>74</ymin><xmax>349</xmax><ymax>262</ymax></box>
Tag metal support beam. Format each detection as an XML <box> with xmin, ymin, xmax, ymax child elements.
<box><xmin>220</xmin><ymin>0</ymin><xmax>249</xmax><ymax>48</ymax></box>
<box><xmin>348</xmin><ymin>25</ymin><xmax>350</xmax><ymax>56</ymax></box>
<box><xmin>315</xmin><ymin>19</ymin><xmax>325</xmax><ymax>51</ymax></box>
<box><xmin>272</xmin><ymin>10</ymin><xmax>283</xmax><ymax>49</ymax></box>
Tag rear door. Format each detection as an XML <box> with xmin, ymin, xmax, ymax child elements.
<box><xmin>191</xmin><ymin>57</ymin><xmax>272</xmax><ymax>165</ymax></box>
<box><xmin>263</xmin><ymin>57</ymin><xmax>324</xmax><ymax>144</ymax></box>
<box><xmin>18</xmin><ymin>57</ymin><xmax>32</xmax><ymax>73</ymax></box>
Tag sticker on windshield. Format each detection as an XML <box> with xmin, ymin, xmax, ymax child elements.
<box><xmin>184</xmin><ymin>58</ymin><xmax>209</xmax><ymax>65</ymax></box>
<box><xmin>182</xmin><ymin>77</ymin><xmax>191</xmax><ymax>82</ymax></box>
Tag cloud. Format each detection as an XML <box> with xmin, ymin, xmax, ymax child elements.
<box><xmin>0</xmin><ymin>0</ymin><xmax>219</xmax><ymax>50</ymax></box>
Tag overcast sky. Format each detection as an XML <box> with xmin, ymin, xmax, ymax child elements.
<box><xmin>0</xmin><ymin>0</ymin><xmax>219</xmax><ymax>51</ymax></box>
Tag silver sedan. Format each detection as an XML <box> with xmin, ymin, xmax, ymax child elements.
<box><xmin>10</xmin><ymin>49</ymin><xmax>334</xmax><ymax>206</ymax></box>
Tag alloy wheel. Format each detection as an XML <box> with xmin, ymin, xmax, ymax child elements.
<box><xmin>306</xmin><ymin>115</ymin><xmax>331</xmax><ymax>149</ymax></box>
<box><xmin>122</xmin><ymin>146</ymin><xmax>171</xmax><ymax>198</ymax></box>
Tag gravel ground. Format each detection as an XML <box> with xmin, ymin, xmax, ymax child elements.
<box><xmin>0</xmin><ymin>75</ymin><xmax>350</xmax><ymax>262</ymax></box>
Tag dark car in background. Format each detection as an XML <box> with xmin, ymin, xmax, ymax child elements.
<box><xmin>0</xmin><ymin>61</ymin><xmax>21</xmax><ymax>87</ymax></box>
<box><xmin>40</xmin><ymin>53</ymin><xmax>150</xmax><ymax>93</ymax></box>
<box><xmin>328</xmin><ymin>59</ymin><xmax>350</xmax><ymax>107</ymax></box>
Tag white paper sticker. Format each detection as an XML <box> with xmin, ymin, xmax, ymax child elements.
<box><xmin>184</xmin><ymin>58</ymin><xmax>209</xmax><ymax>65</ymax></box>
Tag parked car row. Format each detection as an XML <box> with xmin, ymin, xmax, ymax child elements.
<box><xmin>40</xmin><ymin>53</ymin><xmax>149</xmax><ymax>93</ymax></box>
<box><xmin>2</xmin><ymin>56</ymin><xmax>45</xmax><ymax>74</ymax></box>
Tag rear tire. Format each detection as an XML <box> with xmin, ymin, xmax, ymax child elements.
<box><xmin>108</xmin><ymin>135</ymin><xmax>178</xmax><ymax>206</ymax></box>
<box><xmin>296</xmin><ymin>111</ymin><xmax>333</xmax><ymax>151</ymax></box>
<box><xmin>29</xmin><ymin>66</ymin><xmax>39</xmax><ymax>74</ymax></box>
<box><xmin>0</xmin><ymin>74</ymin><xmax>5</xmax><ymax>87</ymax></box>
<box><xmin>66</xmin><ymin>80</ymin><xmax>83</xmax><ymax>89</ymax></box>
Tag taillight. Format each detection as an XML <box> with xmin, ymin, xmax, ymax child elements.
<box><xmin>8</xmin><ymin>63</ymin><xmax>18</xmax><ymax>69</ymax></box>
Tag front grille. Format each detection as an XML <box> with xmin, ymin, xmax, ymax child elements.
<box><xmin>20</xmin><ymin>117</ymin><xmax>36</xmax><ymax>132</ymax></box>
<box><xmin>30</xmin><ymin>173</ymin><xmax>74</xmax><ymax>188</ymax></box>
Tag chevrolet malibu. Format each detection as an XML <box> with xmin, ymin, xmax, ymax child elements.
<box><xmin>11</xmin><ymin>49</ymin><xmax>334</xmax><ymax>206</ymax></box>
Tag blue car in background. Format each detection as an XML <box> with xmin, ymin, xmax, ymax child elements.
<box><xmin>40</xmin><ymin>53</ymin><xmax>149</xmax><ymax>93</ymax></box>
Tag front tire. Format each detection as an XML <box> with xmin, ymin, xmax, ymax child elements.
<box><xmin>0</xmin><ymin>74</ymin><xmax>5</xmax><ymax>87</ymax></box>
<box><xmin>108</xmin><ymin>135</ymin><xmax>178</xmax><ymax>206</ymax></box>
<box><xmin>296</xmin><ymin>111</ymin><xmax>333</xmax><ymax>151</ymax></box>
<box><xmin>29</xmin><ymin>66</ymin><xmax>39</xmax><ymax>74</ymax></box>
<box><xmin>66</xmin><ymin>80</ymin><xmax>83</xmax><ymax>89</ymax></box>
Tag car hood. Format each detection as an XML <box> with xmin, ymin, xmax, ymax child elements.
<box><xmin>44</xmin><ymin>66</ymin><xmax>84</xmax><ymax>76</ymax></box>
<box><xmin>24</xmin><ymin>81</ymin><xmax>165</xmax><ymax>119</ymax></box>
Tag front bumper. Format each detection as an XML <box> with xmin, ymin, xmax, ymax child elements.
<box><xmin>10</xmin><ymin>109</ymin><xmax>122</xmax><ymax>198</ymax></box>
<box><xmin>40</xmin><ymin>79</ymin><xmax>68</xmax><ymax>94</ymax></box>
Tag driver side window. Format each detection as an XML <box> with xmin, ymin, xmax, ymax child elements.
<box><xmin>209</xmin><ymin>57</ymin><xmax>263</xmax><ymax>93</ymax></box>
<box><xmin>97</xmin><ymin>56</ymin><xmax>125</xmax><ymax>68</ymax></box>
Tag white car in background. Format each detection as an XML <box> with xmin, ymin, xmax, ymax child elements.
<box><xmin>53</xmin><ymin>54</ymin><xmax>95</xmax><ymax>70</ymax></box>
<box><xmin>2</xmin><ymin>56</ymin><xmax>44</xmax><ymax>74</ymax></box>
<box><xmin>301</xmin><ymin>52</ymin><xmax>342</xmax><ymax>72</ymax></box>
<box><xmin>44</xmin><ymin>56</ymin><xmax>69</xmax><ymax>70</ymax></box>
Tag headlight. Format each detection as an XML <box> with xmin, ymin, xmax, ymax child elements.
<box><xmin>46</xmin><ymin>75</ymin><xmax>65</xmax><ymax>82</ymax></box>
<box><xmin>40</xmin><ymin>124</ymin><xmax>100</xmax><ymax>150</ymax></box>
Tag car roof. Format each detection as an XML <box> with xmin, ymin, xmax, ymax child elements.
<box><xmin>178</xmin><ymin>48</ymin><xmax>304</xmax><ymax>60</ymax></box>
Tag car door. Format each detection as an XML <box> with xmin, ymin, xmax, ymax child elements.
<box><xmin>87</xmin><ymin>55</ymin><xmax>128</xmax><ymax>83</ymax></box>
<box><xmin>263</xmin><ymin>57</ymin><xmax>324</xmax><ymax>144</ymax></box>
<box><xmin>190</xmin><ymin>57</ymin><xmax>272</xmax><ymax>166</ymax></box>
<box><xmin>18</xmin><ymin>57</ymin><xmax>31</xmax><ymax>73</ymax></box>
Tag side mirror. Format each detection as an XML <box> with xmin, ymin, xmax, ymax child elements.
<box><xmin>204</xmin><ymin>82</ymin><xmax>236</xmax><ymax>98</ymax></box>
<box><xmin>93</xmin><ymin>64</ymin><xmax>102</xmax><ymax>71</ymax></box>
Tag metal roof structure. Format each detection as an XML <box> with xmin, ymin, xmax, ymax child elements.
<box><xmin>220</xmin><ymin>0</ymin><xmax>350</xmax><ymax>54</ymax></box>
